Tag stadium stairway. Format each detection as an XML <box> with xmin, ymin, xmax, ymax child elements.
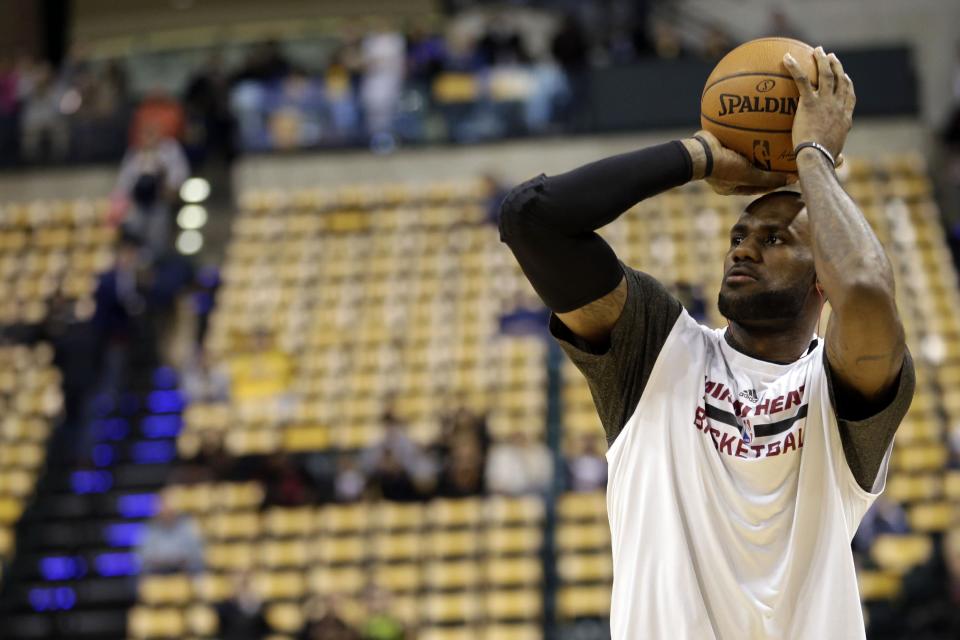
<box><xmin>0</xmin><ymin>368</ymin><xmax>186</xmax><ymax>639</ymax></box>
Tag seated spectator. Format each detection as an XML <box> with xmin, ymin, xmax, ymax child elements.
<box><xmin>136</xmin><ymin>497</ymin><xmax>204</xmax><ymax>574</ymax></box>
<box><xmin>182</xmin><ymin>349</ymin><xmax>230</xmax><ymax>403</ymax></box>
<box><xmin>129</xmin><ymin>89</ymin><xmax>185</xmax><ymax>146</ymax></box>
<box><xmin>486</xmin><ymin>431</ymin><xmax>553</xmax><ymax>495</ymax></box>
<box><xmin>852</xmin><ymin>495</ymin><xmax>909</xmax><ymax>555</ymax></box>
<box><xmin>216</xmin><ymin>571</ymin><xmax>269</xmax><ymax>640</ymax></box>
<box><xmin>361</xmin><ymin>408</ymin><xmax>436</xmax><ymax>501</ymax></box>
<box><xmin>300</xmin><ymin>594</ymin><xmax>361</xmax><ymax>640</ymax></box>
<box><xmin>257</xmin><ymin>453</ymin><xmax>314</xmax><ymax>508</ymax></box>
<box><xmin>19</xmin><ymin>61</ymin><xmax>69</xmax><ymax>162</ymax></box>
<box><xmin>174</xmin><ymin>430</ymin><xmax>234</xmax><ymax>484</ymax></box>
<box><xmin>437</xmin><ymin>435</ymin><xmax>485</xmax><ymax>497</ymax></box>
<box><xmin>359</xmin><ymin>585</ymin><xmax>407</xmax><ymax>640</ymax></box>
<box><xmin>229</xmin><ymin>328</ymin><xmax>293</xmax><ymax>401</ymax></box>
<box><xmin>673</xmin><ymin>280</ymin><xmax>707</xmax><ymax>323</ymax></box>
<box><xmin>566</xmin><ymin>433</ymin><xmax>608</xmax><ymax>492</ymax></box>
<box><xmin>335</xmin><ymin>453</ymin><xmax>366</xmax><ymax>503</ymax></box>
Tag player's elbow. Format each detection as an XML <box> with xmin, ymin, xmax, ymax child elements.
<box><xmin>498</xmin><ymin>175</ymin><xmax>547</xmax><ymax>246</ymax></box>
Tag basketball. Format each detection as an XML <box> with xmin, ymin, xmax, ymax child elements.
<box><xmin>701</xmin><ymin>37</ymin><xmax>818</xmax><ymax>173</ymax></box>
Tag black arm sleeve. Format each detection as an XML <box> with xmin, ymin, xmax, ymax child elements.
<box><xmin>498</xmin><ymin>140</ymin><xmax>693</xmax><ymax>312</ymax></box>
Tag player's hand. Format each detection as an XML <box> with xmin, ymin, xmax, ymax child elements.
<box><xmin>687</xmin><ymin>130</ymin><xmax>795</xmax><ymax>196</ymax></box>
<box><xmin>783</xmin><ymin>46</ymin><xmax>855</xmax><ymax>159</ymax></box>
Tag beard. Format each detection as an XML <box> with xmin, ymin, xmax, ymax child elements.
<box><xmin>718</xmin><ymin>278</ymin><xmax>813</xmax><ymax>327</ymax></box>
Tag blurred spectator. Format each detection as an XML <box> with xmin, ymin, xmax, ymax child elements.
<box><xmin>232</xmin><ymin>40</ymin><xmax>294</xmax><ymax>85</ymax></box>
<box><xmin>651</xmin><ymin>21</ymin><xmax>688</xmax><ymax>60</ymax></box>
<box><xmin>765</xmin><ymin>8</ymin><xmax>806</xmax><ymax>41</ymax></box>
<box><xmin>300</xmin><ymin>595</ymin><xmax>361</xmax><ymax>640</ymax></box>
<box><xmin>136</xmin><ymin>497</ymin><xmax>204</xmax><ymax>574</ymax></box>
<box><xmin>0</xmin><ymin>55</ymin><xmax>19</xmax><ymax>115</ymax></box>
<box><xmin>551</xmin><ymin>14</ymin><xmax>589</xmax><ymax>73</ymax></box>
<box><xmin>229</xmin><ymin>328</ymin><xmax>293</xmax><ymax>401</ymax></box>
<box><xmin>258</xmin><ymin>453</ymin><xmax>314</xmax><ymax>508</ymax></box>
<box><xmin>361</xmin><ymin>27</ymin><xmax>406</xmax><ymax>141</ymax></box>
<box><xmin>852</xmin><ymin>495</ymin><xmax>910</xmax><ymax>555</ymax></box>
<box><xmin>703</xmin><ymin>24</ymin><xmax>735</xmax><ymax>60</ymax></box>
<box><xmin>93</xmin><ymin>235</ymin><xmax>150</xmax><ymax>394</ymax></box>
<box><xmin>129</xmin><ymin>89</ymin><xmax>185</xmax><ymax>146</ymax></box>
<box><xmin>175</xmin><ymin>430</ymin><xmax>234</xmax><ymax>484</ymax></box>
<box><xmin>566</xmin><ymin>433</ymin><xmax>607</xmax><ymax>492</ymax></box>
<box><xmin>216</xmin><ymin>571</ymin><xmax>269</xmax><ymax>640</ymax></box>
<box><xmin>335</xmin><ymin>453</ymin><xmax>366</xmax><ymax>503</ymax></box>
<box><xmin>406</xmin><ymin>23</ymin><xmax>447</xmax><ymax>86</ymax></box>
<box><xmin>183</xmin><ymin>52</ymin><xmax>236</xmax><ymax>165</ymax></box>
<box><xmin>437</xmin><ymin>435</ymin><xmax>485</xmax><ymax>497</ymax></box>
<box><xmin>362</xmin><ymin>408</ymin><xmax>436</xmax><ymax>501</ymax></box>
<box><xmin>896</xmin><ymin>527</ymin><xmax>960</xmax><ymax>638</ymax></box>
<box><xmin>359</xmin><ymin>586</ymin><xmax>407</xmax><ymax>640</ymax></box>
<box><xmin>485</xmin><ymin>431</ymin><xmax>553</xmax><ymax>495</ymax></box>
<box><xmin>113</xmin><ymin>122</ymin><xmax>189</xmax><ymax>258</ymax></box>
<box><xmin>674</xmin><ymin>280</ymin><xmax>707</xmax><ymax>323</ymax></box>
<box><xmin>192</xmin><ymin>265</ymin><xmax>221</xmax><ymax>348</ymax></box>
<box><xmin>477</xmin><ymin>17</ymin><xmax>530</xmax><ymax>67</ymax></box>
<box><xmin>182</xmin><ymin>349</ymin><xmax>230</xmax><ymax>403</ymax></box>
<box><xmin>19</xmin><ymin>61</ymin><xmax>69</xmax><ymax>162</ymax></box>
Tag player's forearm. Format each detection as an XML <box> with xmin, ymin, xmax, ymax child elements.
<box><xmin>498</xmin><ymin>141</ymin><xmax>693</xmax><ymax>312</ymax></box>
<box><xmin>798</xmin><ymin>148</ymin><xmax>894</xmax><ymax>308</ymax></box>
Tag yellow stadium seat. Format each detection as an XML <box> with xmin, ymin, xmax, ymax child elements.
<box><xmin>262</xmin><ymin>538</ymin><xmax>310</xmax><ymax>568</ymax></box>
<box><xmin>128</xmin><ymin>607</ymin><xmax>186</xmax><ymax>639</ymax></box>
<box><xmin>907</xmin><ymin>501</ymin><xmax>955</xmax><ymax>532</ymax></box>
<box><xmin>485</xmin><ymin>496</ymin><xmax>544</xmax><ymax>526</ymax></box>
<box><xmin>427</xmin><ymin>529</ymin><xmax>480</xmax><ymax>558</ymax></box>
<box><xmin>320</xmin><ymin>504</ymin><xmax>369</xmax><ymax>534</ymax></box>
<box><xmin>481</xmin><ymin>624</ymin><xmax>543</xmax><ymax>640</ymax></box>
<box><xmin>485</xmin><ymin>587</ymin><xmax>542</xmax><ymax>621</ymax></box>
<box><xmin>313</xmin><ymin>535</ymin><xmax>367</xmax><ymax>565</ymax></box>
<box><xmin>374</xmin><ymin>561</ymin><xmax>422</xmax><ymax>592</ymax></box>
<box><xmin>138</xmin><ymin>574</ymin><xmax>193</xmax><ymax>605</ymax></box>
<box><xmin>557</xmin><ymin>585</ymin><xmax>611</xmax><ymax>619</ymax></box>
<box><xmin>374</xmin><ymin>502</ymin><xmax>425</xmax><ymax>531</ymax></box>
<box><xmin>430</xmin><ymin>497</ymin><xmax>482</xmax><ymax>529</ymax></box>
<box><xmin>423</xmin><ymin>591</ymin><xmax>482</xmax><ymax>624</ymax></box>
<box><xmin>870</xmin><ymin>534</ymin><xmax>933</xmax><ymax>574</ymax></box>
<box><xmin>372</xmin><ymin>531</ymin><xmax>422</xmax><ymax>562</ymax></box>
<box><xmin>263</xmin><ymin>507</ymin><xmax>313</xmax><ymax>537</ymax></box>
<box><xmin>207</xmin><ymin>542</ymin><xmax>257</xmax><ymax>570</ymax></box>
<box><xmin>265</xmin><ymin>602</ymin><xmax>303</xmax><ymax>633</ymax></box>
<box><xmin>558</xmin><ymin>551</ymin><xmax>614</xmax><ymax>583</ymax></box>
<box><xmin>484</xmin><ymin>556</ymin><xmax>542</xmax><ymax>587</ymax></box>
<box><xmin>426</xmin><ymin>559</ymin><xmax>482</xmax><ymax>590</ymax></box>
<box><xmin>857</xmin><ymin>570</ymin><xmax>901</xmax><ymax>601</ymax></box>
<box><xmin>255</xmin><ymin>570</ymin><xmax>306</xmax><ymax>600</ymax></box>
<box><xmin>556</xmin><ymin>522</ymin><xmax>612</xmax><ymax>552</ymax></box>
<box><xmin>307</xmin><ymin>565</ymin><xmax>366</xmax><ymax>596</ymax></box>
<box><xmin>557</xmin><ymin>492</ymin><xmax>607</xmax><ymax>522</ymax></box>
<box><xmin>484</xmin><ymin>526</ymin><xmax>542</xmax><ymax>556</ymax></box>
<box><xmin>185</xmin><ymin>604</ymin><xmax>218</xmax><ymax>636</ymax></box>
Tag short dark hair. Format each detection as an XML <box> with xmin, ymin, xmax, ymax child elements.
<box><xmin>745</xmin><ymin>190</ymin><xmax>804</xmax><ymax>214</ymax></box>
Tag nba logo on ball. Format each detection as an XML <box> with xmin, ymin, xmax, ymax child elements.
<box><xmin>753</xmin><ymin>140</ymin><xmax>772</xmax><ymax>170</ymax></box>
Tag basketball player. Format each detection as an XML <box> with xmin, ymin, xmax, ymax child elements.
<box><xmin>499</xmin><ymin>47</ymin><xmax>914</xmax><ymax>638</ymax></box>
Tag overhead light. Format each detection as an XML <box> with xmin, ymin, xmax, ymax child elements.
<box><xmin>180</xmin><ymin>177</ymin><xmax>210</xmax><ymax>203</ymax></box>
<box><xmin>177</xmin><ymin>204</ymin><xmax>207</xmax><ymax>230</ymax></box>
<box><xmin>176</xmin><ymin>230</ymin><xmax>203</xmax><ymax>255</ymax></box>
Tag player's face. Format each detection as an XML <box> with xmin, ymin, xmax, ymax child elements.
<box><xmin>718</xmin><ymin>194</ymin><xmax>817</xmax><ymax>328</ymax></box>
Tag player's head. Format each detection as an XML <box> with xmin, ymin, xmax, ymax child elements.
<box><xmin>718</xmin><ymin>190</ymin><xmax>821</xmax><ymax>331</ymax></box>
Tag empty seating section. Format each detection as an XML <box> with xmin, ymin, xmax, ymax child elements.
<box><xmin>181</xmin><ymin>180</ymin><xmax>546</xmax><ymax>457</ymax></box>
<box><xmin>0</xmin><ymin>198</ymin><xmax>109</xmax><ymax>585</ymax></box>
<box><xmin>0</xmin><ymin>198</ymin><xmax>115</xmax><ymax>325</ymax></box>
<box><xmin>0</xmin><ymin>344</ymin><xmax>63</xmax><ymax>581</ymax></box>
<box><xmin>558</xmin><ymin>153</ymin><xmax>960</xmax><ymax>610</ymax></box>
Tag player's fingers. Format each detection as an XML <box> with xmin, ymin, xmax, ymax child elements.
<box><xmin>843</xmin><ymin>73</ymin><xmax>856</xmax><ymax>112</ymax></box>
<box><xmin>814</xmin><ymin>46</ymin><xmax>835</xmax><ymax>95</ymax></box>
<box><xmin>827</xmin><ymin>53</ymin><xmax>844</xmax><ymax>95</ymax></box>
<box><xmin>783</xmin><ymin>53</ymin><xmax>814</xmax><ymax>98</ymax></box>
<box><xmin>742</xmin><ymin>166</ymin><xmax>792</xmax><ymax>189</ymax></box>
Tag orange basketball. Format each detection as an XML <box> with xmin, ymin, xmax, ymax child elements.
<box><xmin>701</xmin><ymin>37</ymin><xmax>817</xmax><ymax>173</ymax></box>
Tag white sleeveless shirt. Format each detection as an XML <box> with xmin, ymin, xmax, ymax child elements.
<box><xmin>603</xmin><ymin>308</ymin><xmax>890</xmax><ymax>639</ymax></box>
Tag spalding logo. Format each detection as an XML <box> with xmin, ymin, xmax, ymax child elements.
<box><xmin>756</xmin><ymin>79</ymin><xmax>776</xmax><ymax>92</ymax></box>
